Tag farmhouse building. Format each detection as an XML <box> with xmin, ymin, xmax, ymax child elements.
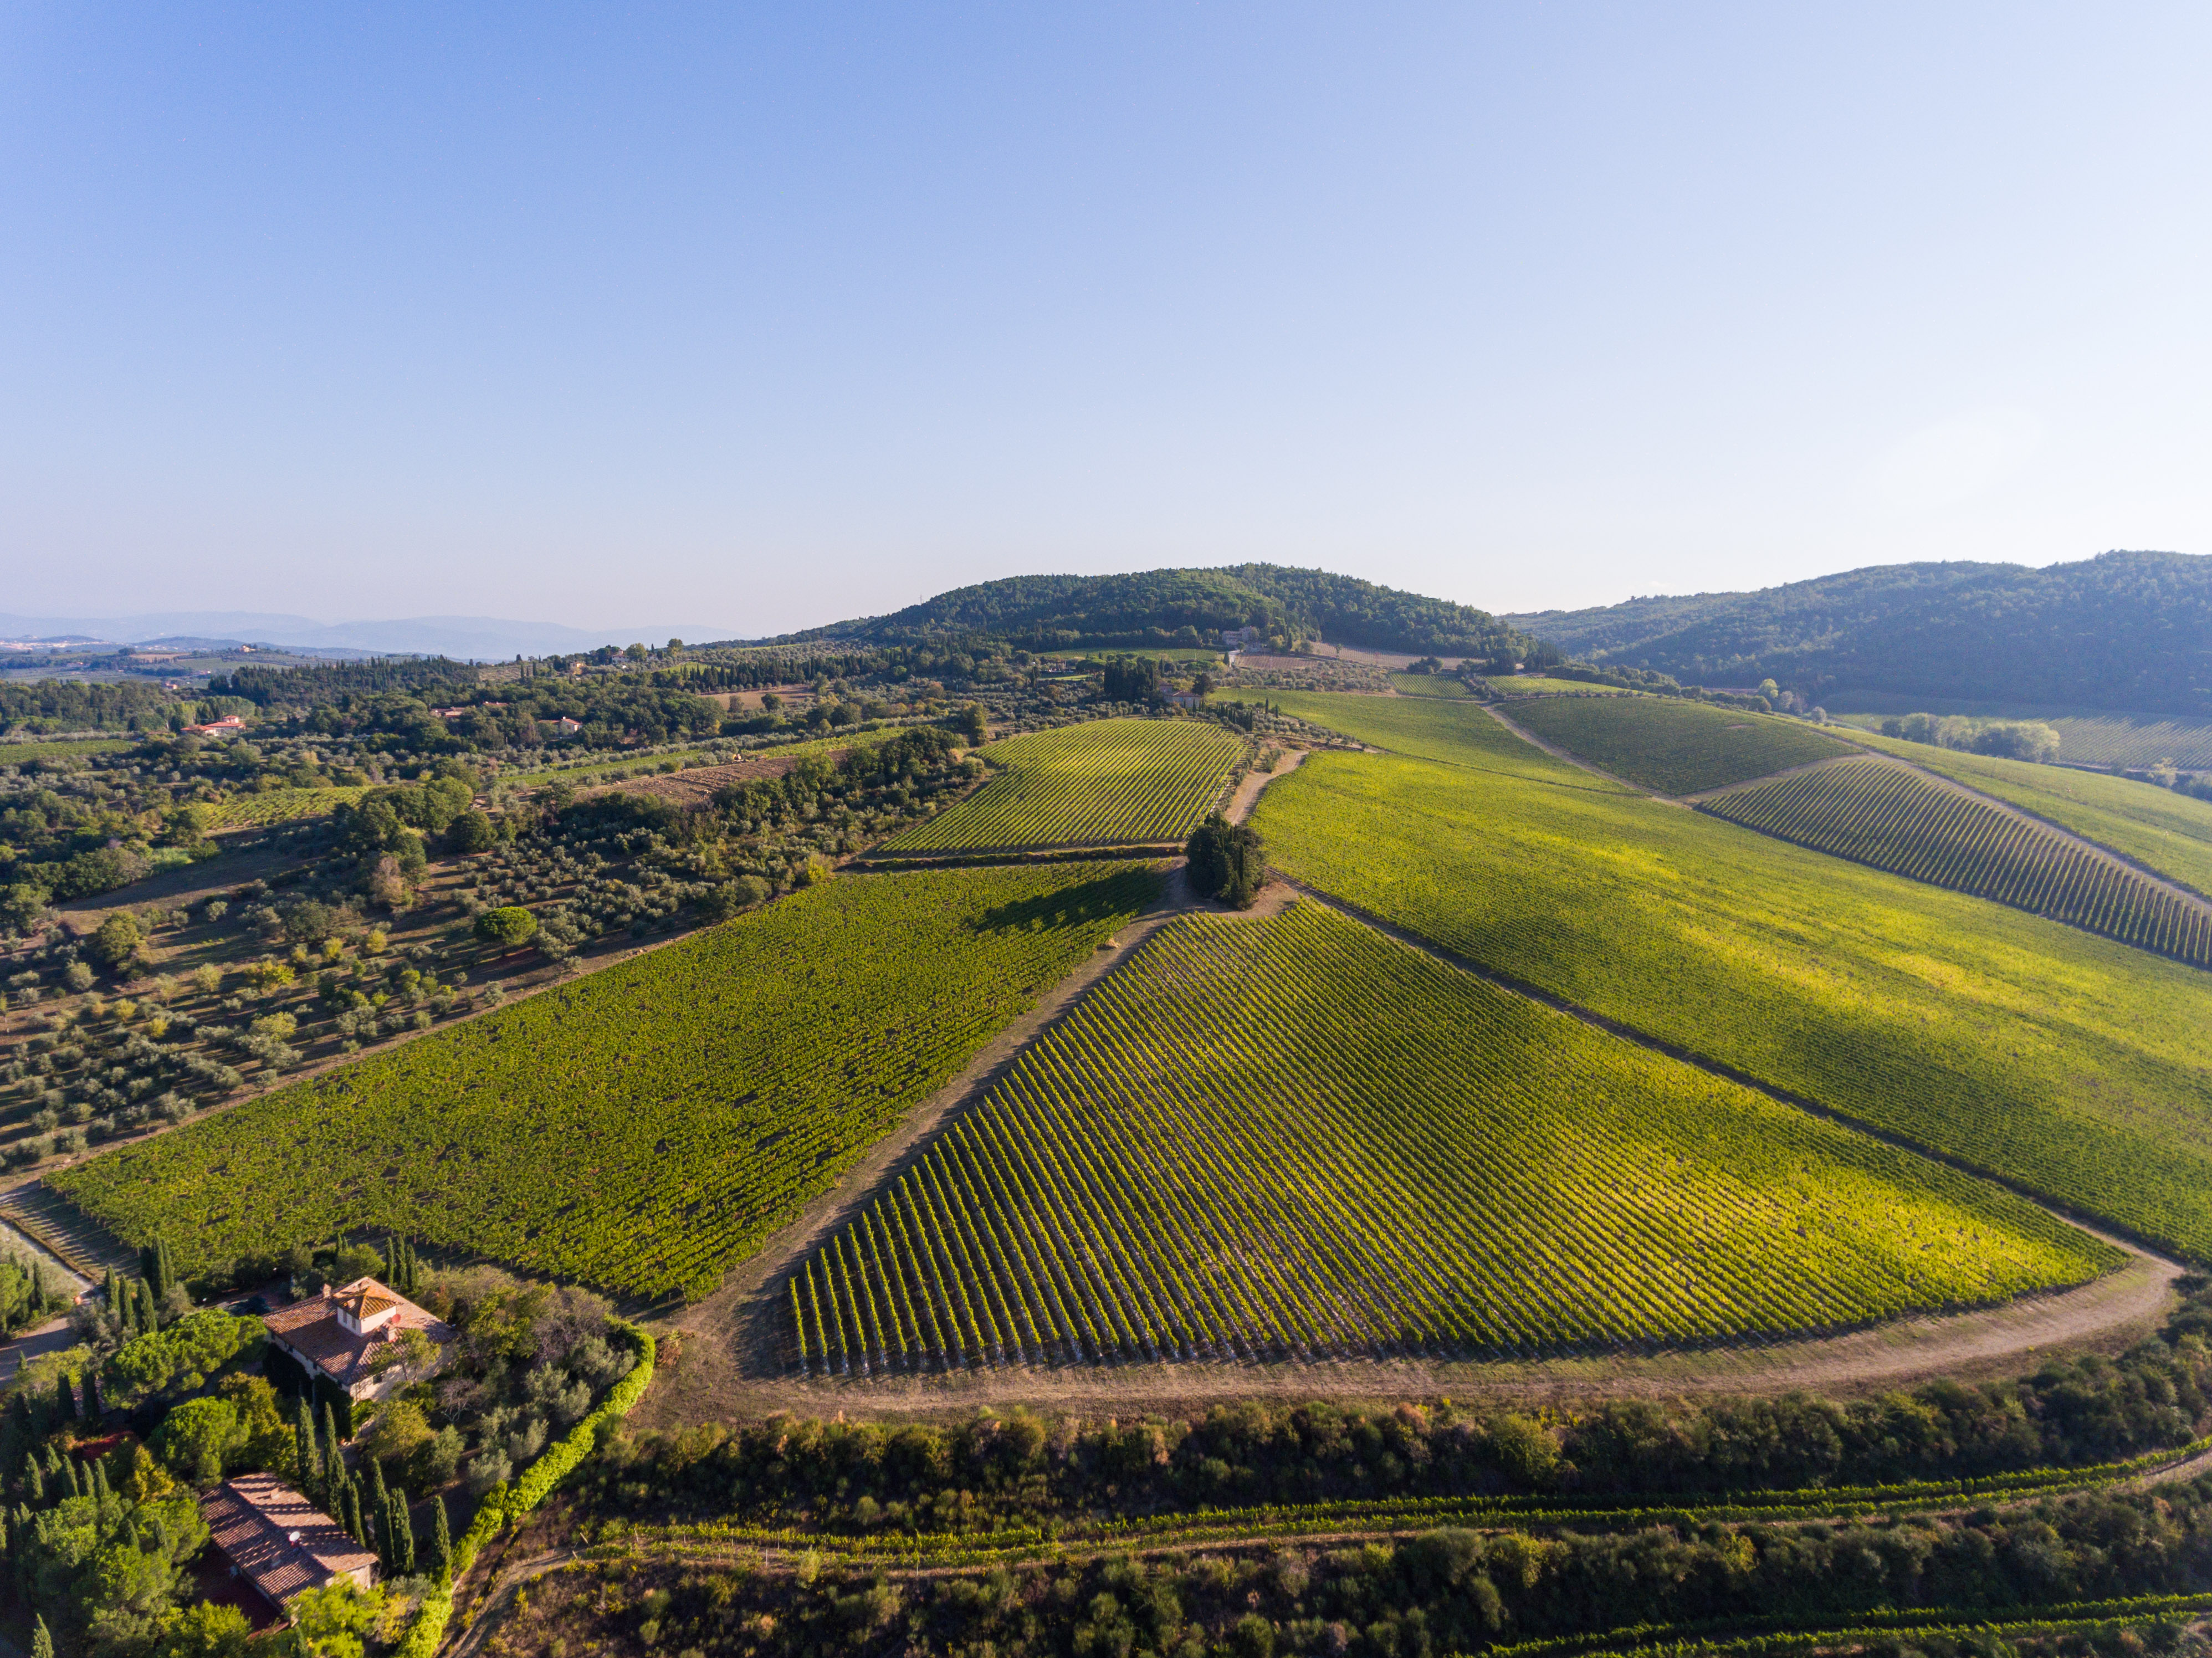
<box><xmin>201</xmin><ymin>1472</ymin><xmax>376</xmax><ymax>1608</ymax></box>
<box><xmin>182</xmin><ymin>715</ymin><xmax>248</xmax><ymax>736</ymax></box>
<box><xmin>259</xmin><ymin>1277</ymin><xmax>453</xmax><ymax>1404</ymax></box>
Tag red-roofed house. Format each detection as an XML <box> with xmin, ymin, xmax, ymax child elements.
<box><xmin>202</xmin><ymin>1473</ymin><xmax>376</xmax><ymax>1609</ymax></box>
<box><xmin>183</xmin><ymin>715</ymin><xmax>248</xmax><ymax>736</ymax></box>
<box><xmin>260</xmin><ymin>1277</ymin><xmax>454</xmax><ymax>1405</ymax></box>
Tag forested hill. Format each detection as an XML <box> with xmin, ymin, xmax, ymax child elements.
<box><xmin>788</xmin><ymin>565</ymin><xmax>1534</xmax><ymax>658</ymax></box>
<box><xmin>1507</xmin><ymin>550</ymin><xmax>2212</xmax><ymax>715</ymax></box>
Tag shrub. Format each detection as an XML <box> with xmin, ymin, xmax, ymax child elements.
<box><xmin>474</xmin><ymin>907</ymin><xmax>537</xmax><ymax>948</ymax></box>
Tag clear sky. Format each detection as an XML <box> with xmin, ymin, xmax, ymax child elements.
<box><xmin>3</xmin><ymin>4</ymin><xmax>2208</xmax><ymax>637</ymax></box>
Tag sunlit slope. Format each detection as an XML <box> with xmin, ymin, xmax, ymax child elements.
<box><xmin>1248</xmin><ymin>709</ymin><xmax>2212</xmax><ymax>1261</ymax></box>
<box><xmin>1843</xmin><ymin>729</ymin><xmax>2212</xmax><ymax>902</ymax></box>
<box><xmin>791</xmin><ymin>902</ymin><xmax>2114</xmax><ymax>1371</ymax></box>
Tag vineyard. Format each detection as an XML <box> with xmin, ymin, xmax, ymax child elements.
<box><xmin>1385</xmin><ymin>673</ymin><xmax>1472</xmax><ymax>698</ymax></box>
<box><xmin>1842</xmin><ymin>730</ymin><xmax>2212</xmax><ymax>900</ymax></box>
<box><xmin>1221</xmin><ymin>689</ymin><xmax>1626</xmax><ymax>786</ymax></box>
<box><xmin>881</xmin><ymin>719</ymin><xmax>1246</xmax><ymax>853</ymax></box>
<box><xmin>50</xmin><ymin>862</ymin><xmax>1163</xmax><ymax>1299</ymax></box>
<box><xmin>1503</xmin><ymin>695</ymin><xmax>1856</xmax><ymax>795</ymax></box>
<box><xmin>787</xmin><ymin>900</ymin><xmax>2113</xmax><ymax>1373</ymax></box>
<box><xmin>1698</xmin><ymin>759</ymin><xmax>2212</xmax><ymax>968</ymax></box>
<box><xmin>205</xmin><ymin>785</ymin><xmax>368</xmax><ymax>827</ymax></box>
<box><xmin>1243</xmin><ymin>707</ymin><xmax>2212</xmax><ymax>1262</ymax></box>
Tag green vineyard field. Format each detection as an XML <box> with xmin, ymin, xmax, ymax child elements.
<box><xmin>1218</xmin><ymin>689</ymin><xmax>1626</xmax><ymax>786</ymax></box>
<box><xmin>1241</xmin><ymin>698</ymin><xmax>2212</xmax><ymax>1262</ymax></box>
<box><xmin>789</xmin><ymin>901</ymin><xmax>2114</xmax><ymax>1372</ymax></box>
<box><xmin>52</xmin><ymin>862</ymin><xmax>1163</xmax><ymax>1298</ymax></box>
<box><xmin>206</xmin><ymin>785</ymin><xmax>368</xmax><ymax>827</ymax></box>
<box><xmin>1699</xmin><ymin>759</ymin><xmax>2212</xmax><ymax>968</ymax></box>
<box><xmin>1385</xmin><ymin>673</ymin><xmax>1472</xmax><ymax>698</ymax></box>
<box><xmin>882</xmin><ymin>719</ymin><xmax>1245</xmax><ymax>852</ymax></box>
<box><xmin>1503</xmin><ymin>696</ymin><xmax>1856</xmax><ymax>795</ymax></box>
<box><xmin>1842</xmin><ymin>730</ymin><xmax>2212</xmax><ymax>901</ymax></box>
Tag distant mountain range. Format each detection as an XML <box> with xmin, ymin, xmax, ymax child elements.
<box><xmin>1507</xmin><ymin>551</ymin><xmax>2212</xmax><ymax>717</ymax></box>
<box><xmin>0</xmin><ymin>612</ymin><xmax>716</xmax><ymax>662</ymax></box>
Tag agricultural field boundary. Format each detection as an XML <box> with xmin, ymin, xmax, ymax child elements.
<box><xmin>1706</xmin><ymin>745</ymin><xmax>2212</xmax><ymax>940</ymax></box>
<box><xmin>1832</xmin><ymin>733</ymin><xmax>2212</xmax><ymax>905</ymax></box>
<box><xmin>1272</xmin><ymin>876</ymin><xmax>2181</xmax><ymax>1286</ymax></box>
<box><xmin>1481</xmin><ymin>703</ymin><xmax>1677</xmax><ymax>800</ymax></box>
<box><xmin>639</xmin><ymin>757</ymin><xmax>1309</xmax><ymax>1430</ymax></box>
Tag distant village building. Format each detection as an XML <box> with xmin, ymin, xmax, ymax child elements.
<box><xmin>202</xmin><ymin>1473</ymin><xmax>377</xmax><ymax>1608</ymax></box>
<box><xmin>182</xmin><ymin>715</ymin><xmax>248</xmax><ymax>736</ymax></box>
<box><xmin>259</xmin><ymin>1277</ymin><xmax>453</xmax><ymax>1405</ymax></box>
<box><xmin>1220</xmin><ymin>626</ymin><xmax>1262</xmax><ymax>651</ymax></box>
<box><xmin>547</xmin><ymin>716</ymin><xmax>583</xmax><ymax>736</ymax></box>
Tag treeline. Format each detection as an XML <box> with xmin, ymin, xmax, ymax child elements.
<box><xmin>587</xmin><ymin>1280</ymin><xmax>2212</xmax><ymax>1536</ymax></box>
<box><xmin>1882</xmin><ymin>713</ymin><xmax>2063</xmax><ymax>763</ymax></box>
<box><xmin>0</xmin><ymin>682</ymin><xmax>184</xmax><ymax>736</ymax></box>
<box><xmin>554</xmin><ymin>1481</ymin><xmax>2212</xmax><ymax>1658</ymax></box>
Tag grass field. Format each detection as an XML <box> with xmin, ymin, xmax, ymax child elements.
<box><xmin>882</xmin><ymin>719</ymin><xmax>1245</xmax><ymax>852</ymax></box>
<box><xmin>50</xmin><ymin>862</ymin><xmax>1163</xmax><ymax>1299</ymax></box>
<box><xmin>1385</xmin><ymin>673</ymin><xmax>1473</xmax><ymax>698</ymax></box>
<box><xmin>1482</xmin><ymin>676</ymin><xmax>1638</xmax><ymax>696</ymax></box>
<box><xmin>1503</xmin><ymin>696</ymin><xmax>1856</xmax><ymax>795</ymax></box>
<box><xmin>790</xmin><ymin>901</ymin><xmax>2115</xmax><ymax>1372</ymax></box>
<box><xmin>206</xmin><ymin>785</ymin><xmax>369</xmax><ymax>827</ymax></box>
<box><xmin>1242</xmin><ymin>696</ymin><xmax>2212</xmax><ymax>1262</ymax></box>
<box><xmin>0</xmin><ymin>738</ymin><xmax>135</xmax><ymax>764</ymax></box>
<box><xmin>1840</xmin><ymin>731</ymin><xmax>2212</xmax><ymax>900</ymax></box>
<box><xmin>1699</xmin><ymin>759</ymin><xmax>2212</xmax><ymax>968</ymax></box>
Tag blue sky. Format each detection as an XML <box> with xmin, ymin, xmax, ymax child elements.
<box><xmin>3</xmin><ymin>4</ymin><xmax>2207</xmax><ymax>637</ymax></box>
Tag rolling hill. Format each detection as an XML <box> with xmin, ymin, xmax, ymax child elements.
<box><xmin>1506</xmin><ymin>550</ymin><xmax>2212</xmax><ymax>717</ymax></box>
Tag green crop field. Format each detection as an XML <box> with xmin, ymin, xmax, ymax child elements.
<box><xmin>1841</xmin><ymin>731</ymin><xmax>2212</xmax><ymax>900</ymax></box>
<box><xmin>50</xmin><ymin>862</ymin><xmax>1162</xmax><ymax>1299</ymax></box>
<box><xmin>206</xmin><ymin>785</ymin><xmax>368</xmax><ymax>827</ymax></box>
<box><xmin>1480</xmin><ymin>676</ymin><xmax>1639</xmax><ymax>696</ymax></box>
<box><xmin>789</xmin><ymin>901</ymin><xmax>2114</xmax><ymax>1372</ymax></box>
<box><xmin>882</xmin><ymin>719</ymin><xmax>1245</xmax><ymax>852</ymax></box>
<box><xmin>1700</xmin><ymin>759</ymin><xmax>2212</xmax><ymax>968</ymax></box>
<box><xmin>1502</xmin><ymin>695</ymin><xmax>1856</xmax><ymax>795</ymax></box>
<box><xmin>1242</xmin><ymin>698</ymin><xmax>2212</xmax><ymax>1262</ymax></box>
<box><xmin>0</xmin><ymin>738</ymin><xmax>135</xmax><ymax>764</ymax></box>
<box><xmin>1217</xmin><ymin>689</ymin><xmax>1633</xmax><ymax>787</ymax></box>
<box><xmin>1386</xmin><ymin>673</ymin><xmax>1472</xmax><ymax>698</ymax></box>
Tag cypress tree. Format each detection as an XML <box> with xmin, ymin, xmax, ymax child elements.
<box><xmin>391</xmin><ymin>1488</ymin><xmax>414</xmax><ymax>1574</ymax></box>
<box><xmin>29</xmin><ymin>1258</ymin><xmax>44</xmax><ymax>1311</ymax></box>
<box><xmin>11</xmin><ymin>1391</ymin><xmax>32</xmax><ymax>1434</ymax></box>
<box><xmin>366</xmin><ymin>1456</ymin><xmax>386</xmax><ymax>1514</ymax></box>
<box><xmin>61</xmin><ymin>1456</ymin><xmax>79</xmax><ymax>1501</ymax></box>
<box><xmin>295</xmin><ymin>1398</ymin><xmax>316</xmax><ymax>1484</ymax></box>
<box><xmin>54</xmin><ymin>1374</ymin><xmax>74</xmax><ymax>1424</ymax></box>
<box><xmin>24</xmin><ymin>1457</ymin><xmax>42</xmax><ymax>1505</ymax></box>
<box><xmin>0</xmin><ymin>1509</ymin><xmax>10</xmax><ymax>1557</ymax></box>
<box><xmin>320</xmin><ymin>1398</ymin><xmax>341</xmax><ymax>1459</ymax></box>
<box><xmin>428</xmin><ymin>1493</ymin><xmax>451</xmax><ymax>1581</ymax></box>
<box><xmin>136</xmin><ymin>1278</ymin><xmax>158</xmax><ymax>1333</ymax></box>
<box><xmin>30</xmin><ymin>1614</ymin><xmax>51</xmax><ymax>1658</ymax></box>
<box><xmin>83</xmin><ymin>1368</ymin><xmax>103</xmax><ymax>1419</ymax></box>
<box><xmin>342</xmin><ymin>1482</ymin><xmax>364</xmax><ymax>1547</ymax></box>
<box><xmin>90</xmin><ymin>1459</ymin><xmax>108</xmax><ymax>1503</ymax></box>
<box><xmin>102</xmin><ymin>1265</ymin><xmax>120</xmax><ymax>1324</ymax></box>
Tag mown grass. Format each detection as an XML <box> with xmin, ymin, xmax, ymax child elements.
<box><xmin>1840</xmin><ymin>730</ymin><xmax>2212</xmax><ymax>900</ymax></box>
<box><xmin>793</xmin><ymin>900</ymin><xmax>2115</xmax><ymax>1371</ymax></box>
<box><xmin>1246</xmin><ymin>699</ymin><xmax>2212</xmax><ymax>1262</ymax></box>
<box><xmin>52</xmin><ymin>862</ymin><xmax>1163</xmax><ymax>1299</ymax></box>
<box><xmin>1503</xmin><ymin>697</ymin><xmax>1856</xmax><ymax>795</ymax></box>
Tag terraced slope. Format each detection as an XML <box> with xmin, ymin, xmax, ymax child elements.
<box><xmin>1700</xmin><ymin>760</ymin><xmax>2211</xmax><ymax>968</ymax></box>
<box><xmin>1504</xmin><ymin>696</ymin><xmax>1855</xmax><ymax>794</ymax></box>
<box><xmin>52</xmin><ymin>863</ymin><xmax>1163</xmax><ymax>1299</ymax></box>
<box><xmin>1242</xmin><ymin>698</ymin><xmax>2212</xmax><ymax>1262</ymax></box>
<box><xmin>882</xmin><ymin>720</ymin><xmax>1245</xmax><ymax>853</ymax></box>
<box><xmin>791</xmin><ymin>902</ymin><xmax>2116</xmax><ymax>1372</ymax></box>
<box><xmin>1842</xmin><ymin>731</ymin><xmax>2212</xmax><ymax>901</ymax></box>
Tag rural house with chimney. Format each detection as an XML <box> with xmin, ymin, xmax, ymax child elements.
<box><xmin>260</xmin><ymin>1277</ymin><xmax>453</xmax><ymax>1409</ymax></box>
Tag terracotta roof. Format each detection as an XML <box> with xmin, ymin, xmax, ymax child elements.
<box><xmin>202</xmin><ymin>1473</ymin><xmax>376</xmax><ymax>1605</ymax></box>
<box><xmin>261</xmin><ymin>1276</ymin><xmax>453</xmax><ymax>1390</ymax></box>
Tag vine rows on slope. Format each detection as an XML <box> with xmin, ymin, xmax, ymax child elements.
<box><xmin>1701</xmin><ymin>760</ymin><xmax>2212</xmax><ymax>968</ymax></box>
<box><xmin>788</xmin><ymin>902</ymin><xmax>2114</xmax><ymax>1372</ymax></box>
<box><xmin>883</xmin><ymin>719</ymin><xmax>1246</xmax><ymax>852</ymax></box>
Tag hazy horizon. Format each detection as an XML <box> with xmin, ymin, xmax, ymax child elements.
<box><xmin>6</xmin><ymin>5</ymin><xmax>2208</xmax><ymax>636</ymax></box>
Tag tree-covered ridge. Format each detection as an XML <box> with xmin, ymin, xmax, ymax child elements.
<box><xmin>790</xmin><ymin>565</ymin><xmax>1536</xmax><ymax>657</ymax></box>
<box><xmin>1506</xmin><ymin>550</ymin><xmax>2212</xmax><ymax>716</ymax></box>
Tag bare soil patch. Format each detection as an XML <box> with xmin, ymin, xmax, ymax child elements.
<box><xmin>576</xmin><ymin>754</ymin><xmax>815</xmax><ymax>808</ymax></box>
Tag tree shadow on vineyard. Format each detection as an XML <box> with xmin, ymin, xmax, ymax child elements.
<box><xmin>968</xmin><ymin>871</ymin><xmax>1159</xmax><ymax>935</ymax></box>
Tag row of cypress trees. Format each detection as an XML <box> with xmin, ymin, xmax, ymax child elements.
<box><xmin>294</xmin><ymin>1396</ymin><xmax>449</xmax><ymax>1581</ymax></box>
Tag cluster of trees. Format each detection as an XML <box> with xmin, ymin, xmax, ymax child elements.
<box><xmin>0</xmin><ymin>683</ymin><xmax>185</xmax><ymax>737</ymax></box>
<box><xmin>1881</xmin><ymin>713</ymin><xmax>2063</xmax><ymax>763</ymax></box>
<box><xmin>1187</xmin><ymin>816</ymin><xmax>1266</xmax><ymax>909</ymax></box>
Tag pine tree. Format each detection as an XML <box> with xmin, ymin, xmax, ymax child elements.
<box><xmin>428</xmin><ymin>1493</ymin><xmax>451</xmax><ymax>1581</ymax></box>
<box><xmin>30</xmin><ymin>1614</ymin><xmax>52</xmax><ymax>1658</ymax></box>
